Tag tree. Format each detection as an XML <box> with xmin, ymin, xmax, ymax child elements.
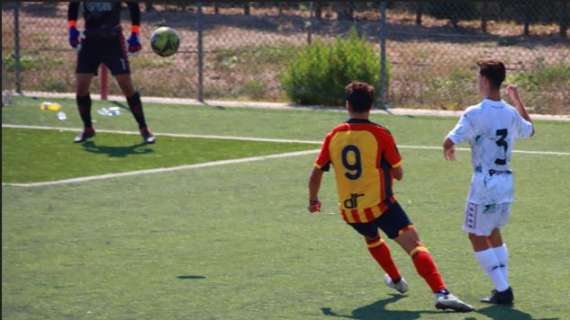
<box><xmin>427</xmin><ymin>0</ymin><xmax>477</xmax><ymax>29</ymax></box>
<box><xmin>145</xmin><ymin>0</ymin><xmax>154</xmax><ymax>12</ymax></box>
<box><xmin>560</xmin><ymin>0</ymin><xmax>568</xmax><ymax>38</ymax></box>
<box><xmin>336</xmin><ymin>1</ymin><xmax>354</xmax><ymax>21</ymax></box>
<box><xmin>416</xmin><ymin>1</ymin><xmax>423</xmax><ymax>26</ymax></box>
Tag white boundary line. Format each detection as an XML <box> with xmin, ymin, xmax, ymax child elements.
<box><xmin>2</xmin><ymin>149</ymin><xmax>319</xmax><ymax>188</ymax></box>
<box><xmin>2</xmin><ymin>124</ymin><xmax>323</xmax><ymax>145</ymax></box>
<box><xmin>4</xmin><ymin>123</ymin><xmax>570</xmax><ymax>156</ymax></box>
<box><xmin>2</xmin><ymin>123</ymin><xmax>570</xmax><ymax>188</ymax></box>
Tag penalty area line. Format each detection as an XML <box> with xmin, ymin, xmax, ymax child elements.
<box><xmin>2</xmin><ymin>149</ymin><xmax>320</xmax><ymax>188</ymax></box>
<box><xmin>3</xmin><ymin>124</ymin><xmax>570</xmax><ymax>156</ymax></box>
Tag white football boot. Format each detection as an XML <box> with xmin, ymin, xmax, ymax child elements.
<box><xmin>434</xmin><ymin>291</ymin><xmax>474</xmax><ymax>312</ymax></box>
<box><xmin>384</xmin><ymin>274</ymin><xmax>409</xmax><ymax>294</ymax></box>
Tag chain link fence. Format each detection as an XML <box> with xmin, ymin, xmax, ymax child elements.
<box><xmin>2</xmin><ymin>1</ymin><xmax>569</xmax><ymax>113</ymax></box>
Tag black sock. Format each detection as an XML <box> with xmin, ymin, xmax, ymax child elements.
<box><xmin>76</xmin><ymin>94</ymin><xmax>92</xmax><ymax>128</ymax></box>
<box><xmin>126</xmin><ymin>92</ymin><xmax>147</xmax><ymax>129</ymax></box>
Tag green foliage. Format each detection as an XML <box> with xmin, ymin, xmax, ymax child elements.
<box><xmin>425</xmin><ymin>67</ymin><xmax>477</xmax><ymax>110</ymax></box>
<box><xmin>236</xmin><ymin>79</ymin><xmax>267</xmax><ymax>99</ymax></box>
<box><xmin>507</xmin><ymin>59</ymin><xmax>570</xmax><ymax>91</ymax></box>
<box><xmin>3</xmin><ymin>55</ymin><xmax>40</xmax><ymax>71</ymax></box>
<box><xmin>281</xmin><ymin>29</ymin><xmax>385</xmax><ymax>106</ymax></box>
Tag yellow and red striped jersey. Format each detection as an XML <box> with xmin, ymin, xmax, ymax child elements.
<box><xmin>314</xmin><ymin>119</ymin><xmax>402</xmax><ymax>224</ymax></box>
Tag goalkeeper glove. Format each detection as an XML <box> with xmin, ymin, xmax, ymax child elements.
<box><xmin>127</xmin><ymin>26</ymin><xmax>142</xmax><ymax>55</ymax></box>
<box><xmin>68</xmin><ymin>21</ymin><xmax>81</xmax><ymax>49</ymax></box>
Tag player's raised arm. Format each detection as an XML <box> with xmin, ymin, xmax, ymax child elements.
<box><xmin>126</xmin><ymin>1</ymin><xmax>142</xmax><ymax>54</ymax></box>
<box><xmin>506</xmin><ymin>85</ymin><xmax>535</xmax><ymax>137</ymax></box>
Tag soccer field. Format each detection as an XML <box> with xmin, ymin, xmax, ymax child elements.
<box><xmin>2</xmin><ymin>96</ymin><xmax>570</xmax><ymax>320</ymax></box>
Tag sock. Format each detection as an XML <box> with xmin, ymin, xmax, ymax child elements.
<box><xmin>493</xmin><ymin>243</ymin><xmax>509</xmax><ymax>280</ymax></box>
<box><xmin>126</xmin><ymin>92</ymin><xmax>147</xmax><ymax>129</ymax></box>
<box><xmin>76</xmin><ymin>94</ymin><xmax>92</xmax><ymax>128</ymax></box>
<box><xmin>366</xmin><ymin>237</ymin><xmax>401</xmax><ymax>282</ymax></box>
<box><xmin>475</xmin><ymin>248</ymin><xmax>509</xmax><ymax>292</ymax></box>
<box><xmin>410</xmin><ymin>247</ymin><xmax>446</xmax><ymax>293</ymax></box>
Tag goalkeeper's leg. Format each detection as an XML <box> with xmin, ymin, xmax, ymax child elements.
<box><xmin>74</xmin><ymin>73</ymin><xmax>95</xmax><ymax>143</ymax></box>
<box><xmin>115</xmin><ymin>74</ymin><xmax>155</xmax><ymax>144</ymax></box>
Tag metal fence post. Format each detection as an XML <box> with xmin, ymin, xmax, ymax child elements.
<box><xmin>307</xmin><ymin>1</ymin><xmax>313</xmax><ymax>45</ymax></box>
<box><xmin>14</xmin><ymin>1</ymin><xmax>22</xmax><ymax>94</ymax></box>
<box><xmin>197</xmin><ymin>2</ymin><xmax>204</xmax><ymax>102</ymax></box>
<box><xmin>379</xmin><ymin>1</ymin><xmax>388</xmax><ymax>109</ymax></box>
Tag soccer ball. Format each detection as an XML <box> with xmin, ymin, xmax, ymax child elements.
<box><xmin>150</xmin><ymin>26</ymin><xmax>180</xmax><ymax>57</ymax></box>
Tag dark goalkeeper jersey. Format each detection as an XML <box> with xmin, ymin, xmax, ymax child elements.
<box><xmin>68</xmin><ymin>1</ymin><xmax>140</xmax><ymax>35</ymax></box>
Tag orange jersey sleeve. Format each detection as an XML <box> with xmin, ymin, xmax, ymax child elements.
<box><xmin>379</xmin><ymin>130</ymin><xmax>402</xmax><ymax>168</ymax></box>
<box><xmin>314</xmin><ymin>131</ymin><xmax>334</xmax><ymax>171</ymax></box>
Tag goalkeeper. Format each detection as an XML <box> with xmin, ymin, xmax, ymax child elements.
<box><xmin>68</xmin><ymin>1</ymin><xmax>155</xmax><ymax>144</ymax></box>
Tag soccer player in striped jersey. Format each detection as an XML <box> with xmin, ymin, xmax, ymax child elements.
<box><xmin>443</xmin><ymin>60</ymin><xmax>534</xmax><ymax>305</ymax></box>
<box><xmin>308</xmin><ymin>81</ymin><xmax>473</xmax><ymax>312</ymax></box>
<box><xmin>68</xmin><ymin>1</ymin><xmax>155</xmax><ymax>144</ymax></box>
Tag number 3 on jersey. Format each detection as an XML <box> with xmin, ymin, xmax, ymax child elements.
<box><xmin>495</xmin><ymin>128</ymin><xmax>508</xmax><ymax>165</ymax></box>
<box><xmin>341</xmin><ymin>145</ymin><xmax>362</xmax><ymax>180</ymax></box>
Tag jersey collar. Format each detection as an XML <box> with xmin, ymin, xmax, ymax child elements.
<box><xmin>482</xmin><ymin>98</ymin><xmax>506</xmax><ymax>108</ymax></box>
<box><xmin>346</xmin><ymin>118</ymin><xmax>372</xmax><ymax>124</ymax></box>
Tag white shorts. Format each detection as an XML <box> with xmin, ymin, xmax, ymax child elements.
<box><xmin>463</xmin><ymin>202</ymin><xmax>512</xmax><ymax>236</ymax></box>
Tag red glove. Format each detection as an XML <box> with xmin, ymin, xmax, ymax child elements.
<box><xmin>308</xmin><ymin>199</ymin><xmax>321</xmax><ymax>214</ymax></box>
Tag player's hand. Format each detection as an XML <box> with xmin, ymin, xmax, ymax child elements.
<box><xmin>69</xmin><ymin>27</ymin><xmax>81</xmax><ymax>49</ymax></box>
<box><xmin>444</xmin><ymin>145</ymin><xmax>456</xmax><ymax>161</ymax></box>
<box><xmin>127</xmin><ymin>32</ymin><xmax>142</xmax><ymax>55</ymax></box>
<box><xmin>308</xmin><ymin>199</ymin><xmax>322</xmax><ymax>214</ymax></box>
<box><xmin>506</xmin><ymin>85</ymin><xmax>522</xmax><ymax>105</ymax></box>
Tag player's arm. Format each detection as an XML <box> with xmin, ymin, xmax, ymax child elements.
<box><xmin>392</xmin><ymin>166</ymin><xmax>403</xmax><ymax>181</ymax></box>
<box><xmin>308</xmin><ymin>133</ymin><xmax>333</xmax><ymax>213</ymax></box>
<box><xmin>443</xmin><ymin>110</ymin><xmax>475</xmax><ymax>161</ymax></box>
<box><xmin>506</xmin><ymin>85</ymin><xmax>535</xmax><ymax>137</ymax></box>
<box><xmin>383</xmin><ymin>131</ymin><xmax>404</xmax><ymax>181</ymax></box>
<box><xmin>308</xmin><ymin>168</ymin><xmax>324</xmax><ymax>213</ymax></box>
<box><xmin>442</xmin><ymin>138</ymin><xmax>456</xmax><ymax>161</ymax></box>
<box><xmin>125</xmin><ymin>1</ymin><xmax>142</xmax><ymax>54</ymax></box>
<box><xmin>67</xmin><ymin>1</ymin><xmax>80</xmax><ymax>49</ymax></box>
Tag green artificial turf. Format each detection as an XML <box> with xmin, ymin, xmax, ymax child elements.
<box><xmin>2</xmin><ymin>96</ymin><xmax>570</xmax><ymax>320</ymax></box>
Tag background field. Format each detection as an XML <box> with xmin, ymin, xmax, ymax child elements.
<box><xmin>2</xmin><ymin>96</ymin><xmax>570</xmax><ymax>320</ymax></box>
<box><xmin>3</xmin><ymin>2</ymin><xmax>569</xmax><ymax>113</ymax></box>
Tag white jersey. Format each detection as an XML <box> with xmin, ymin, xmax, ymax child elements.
<box><xmin>447</xmin><ymin>99</ymin><xmax>533</xmax><ymax>205</ymax></box>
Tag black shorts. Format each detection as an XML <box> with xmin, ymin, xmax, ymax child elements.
<box><xmin>349</xmin><ymin>201</ymin><xmax>413</xmax><ymax>239</ymax></box>
<box><xmin>76</xmin><ymin>34</ymin><xmax>130</xmax><ymax>76</ymax></box>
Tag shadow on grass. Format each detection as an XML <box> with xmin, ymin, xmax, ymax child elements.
<box><xmin>176</xmin><ymin>275</ymin><xmax>207</xmax><ymax>280</ymax></box>
<box><xmin>81</xmin><ymin>141</ymin><xmax>153</xmax><ymax>158</ymax></box>
<box><xmin>477</xmin><ymin>305</ymin><xmax>559</xmax><ymax>320</ymax></box>
<box><xmin>321</xmin><ymin>294</ymin><xmax>440</xmax><ymax>320</ymax></box>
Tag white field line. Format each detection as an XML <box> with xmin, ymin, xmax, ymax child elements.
<box><xmin>2</xmin><ymin>124</ymin><xmax>323</xmax><ymax>145</ymax></box>
<box><xmin>4</xmin><ymin>123</ymin><xmax>570</xmax><ymax>156</ymax></box>
<box><xmin>2</xmin><ymin>149</ymin><xmax>319</xmax><ymax>188</ymax></box>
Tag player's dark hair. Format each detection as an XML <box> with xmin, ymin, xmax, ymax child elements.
<box><xmin>345</xmin><ymin>81</ymin><xmax>374</xmax><ymax>113</ymax></box>
<box><xmin>477</xmin><ymin>60</ymin><xmax>506</xmax><ymax>90</ymax></box>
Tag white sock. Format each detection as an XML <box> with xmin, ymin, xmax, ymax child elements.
<box><xmin>475</xmin><ymin>248</ymin><xmax>509</xmax><ymax>292</ymax></box>
<box><xmin>493</xmin><ymin>243</ymin><xmax>509</xmax><ymax>280</ymax></box>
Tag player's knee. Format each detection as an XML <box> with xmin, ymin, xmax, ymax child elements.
<box><xmin>365</xmin><ymin>235</ymin><xmax>385</xmax><ymax>248</ymax></box>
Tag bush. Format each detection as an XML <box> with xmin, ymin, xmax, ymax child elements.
<box><xmin>281</xmin><ymin>29</ymin><xmax>385</xmax><ymax>106</ymax></box>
